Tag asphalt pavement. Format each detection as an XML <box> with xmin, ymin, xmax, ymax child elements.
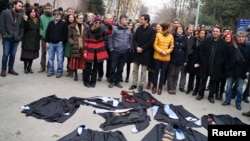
<box><xmin>0</xmin><ymin>40</ymin><xmax>249</xmax><ymax>141</ymax></box>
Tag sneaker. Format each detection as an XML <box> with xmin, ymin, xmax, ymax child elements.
<box><xmin>115</xmin><ymin>82</ymin><xmax>123</xmax><ymax>88</ymax></box>
<box><xmin>108</xmin><ymin>83</ymin><xmax>114</xmax><ymax>88</ymax></box>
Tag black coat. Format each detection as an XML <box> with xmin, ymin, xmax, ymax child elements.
<box><xmin>186</xmin><ymin>38</ymin><xmax>203</xmax><ymax>76</ymax></box>
<box><xmin>21</xmin><ymin>19</ymin><xmax>40</xmax><ymax>51</ymax></box>
<box><xmin>198</xmin><ymin>37</ymin><xmax>228</xmax><ymax>81</ymax></box>
<box><xmin>225</xmin><ymin>42</ymin><xmax>250</xmax><ymax>79</ymax></box>
<box><xmin>132</xmin><ymin>25</ymin><xmax>156</xmax><ymax>66</ymax></box>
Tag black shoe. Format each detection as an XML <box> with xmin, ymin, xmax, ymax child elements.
<box><xmin>192</xmin><ymin>91</ymin><xmax>197</xmax><ymax>96</ymax></box>
<box><xmin>236</xmin><ymin>105</ymin><xmax>241</xmax><ymax>110</ymax></box>
<box><xmin>138</xmin><ymin>86</ymin><xmax>143</xmax><ymax>92</ymax></box>
<box><xmin>90</xmin><ymin>82</ymin><xmax>96</xmax><ymax>88</ymax></box>
<box><xmin>221</xmin><ymin>101</ymin><xmax>230</xmax><ymax>106</ymax></box>
<box><xmin>208</xmin><ymin>97</ymin><xmax>215</xmax><ymax>103</ymax></box>
<box><xmin>179</xmin><ymin>88</ymin><xmax>185</xmax><ymax>92</ymax></box>
<box><xmin>242</xmin><ymin>111</ymin><xmax>250</xmax><ymax>117</ymax></box>
<box><xmin>8</xmin><ymin>70</ymin><xmax>19</xmax><ymax>75</ymax></box>
<box><xmin>108</xmin><ymin>83</ymin><xmax>114</xmax><ymax>88</ymax></box>
<box><xmin>97</xmin><ymin>77</ymin><xmax>102</xmax><ymax>81</ymax></box>
<box><xmin>125</xmin><ymin>78</ymin><xmax>129</xmax><ymax>83</ymax></box>
<box><xmin>84</xmin><ymin>82</ymin><xmax>91</xmax><ymax>88</ymax></box>
<box><xmin>115</xmin><ymin>82</ymin><xmax>123</xmax><ymax>88</ymax></box>
<box><xmin>129</xmin><ymin>85</ymin><xmax>137</xmax><ymax>90</ymax></box>
<box><xmin>24</xmin><ymin>67</ymin><xmax>29</xmax><ymax>74</ymax></box>
<box><xmin>185</xmin><ymin>89</ymin><xmax>191</xmax><ymax>94</ymax></box>
<box><xmin>0</xmin><ymin>70</ymin><xmax>6</xmax><ymax>77</ymax></box>
<box><xmin>243</xmin><ymin>98</ymin><xmax>249</xmax><ymax>103</ymax></box>
<box><xmin>196</xmin><ymin>95</ymin><xmax>203</xmax><ymax>100</ymax></box>
<box><xmin>29</xmin><ymin>68</ymin><xmax>34</xmax><ymax>73</ymax></box>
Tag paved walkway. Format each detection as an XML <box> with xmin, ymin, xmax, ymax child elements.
<box><xmin>0</xmin><ymin>41</ymin><xmax>249</xmax><ymax>141</ymax></box>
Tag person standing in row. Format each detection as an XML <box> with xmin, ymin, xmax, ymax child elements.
<box><xmin>21</xmin><ymin>7</ymin><xmax>40</xmax><ymax>74</ymax></box>
<box><xmin>222</xmin><ymin>31</ymin><xmax>250</xmax><ymax>110</ymax></box>
<box><xmin>129</xmin><ymin>14</ymin><xmax>156</xmax><ymax>92</ymax></box>
<box><xmin>64</xmin><ymin>14</ymin><xmax>75</xmax><ymax>76</ymax></box>
<box><xmin>196</xmin><ymin>26</ymin><xmax>228</xmax><ymax>103</ymax></box>
<box><xmin>0</xmin><ymin>0</ymin><xmax>24</xmax><ymax>77</ymax></box>
<box><xmin>45</xmin><ymin>9</ymin><xmax>68</xmax><ymax>78</ymax></box>
<box><xmin>108</xmin><ymin>15</ymin><xmax>132</xmax><ymax>88</ymax></box>
<box><xmin>152</xmin><ymin>22</ymin><xmax>174</xmax><ymax>95</ymax></box>
<box><xmin>83</xmin><ymin>16</ymin><xmax>108</xmax><ymax>88</ymax></box>
<box><xmin>38</xmin><ymin>3</ymin><xmax>53</xmax><ymax>73</ymax></box>
<box><xmin>167</xmin><ymin>25</ymin><xmax>188</xmax><ymax>94</ymax></box>
<box><xmin>68</xmin><ymin>14</ymin><xmax>87</xmax><ymax>81</ymax></box>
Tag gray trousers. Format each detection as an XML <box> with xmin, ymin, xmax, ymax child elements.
<box><xmin>167</xmin><ymin>63</ymin><xmax>182</xmax><ymax>90</ymax></box>
<box><xmin>132</xmin><ymin>62</ymin><xmax>147</xmax><ymax>87</ymax></box>
<box><xmin>179</xmin><ymin>65</ymin><xmax>187</xmax><ymax>89</ymax></box>
<box><xmin>40</xmin><ymin>40</ymin><xmax>47</xmax><ymax>69</ymax></box>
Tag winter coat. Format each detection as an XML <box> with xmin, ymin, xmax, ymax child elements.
<box><xmin>21</xmin><ymin>19</ymin><xmax>40</xmax><ymax>51</ymax></box>
<box><xmin>132</xmin><ymin>25</ymin><xmax>156</xmax><ymax>65</ymax></box>
<box><xmin>68</xmin><ymin>23</ymin><xmax>88</xmax><ymax>58</ymax></box>
<box><xmin>83</xmin><ymin>27</ymin><xmax>108</xmax><ymax>62</ymax></box>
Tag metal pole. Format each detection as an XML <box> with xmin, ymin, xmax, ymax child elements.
<box><xmin>195</xmin><ymin>0</ymin><xmax>201</xmax><ymax>29</ymax></box>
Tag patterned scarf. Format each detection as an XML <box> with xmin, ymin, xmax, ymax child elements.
<box><xmin>75</xmin><ymin>24</ymin><xmax>84</xmax><ymax>49</ymax></box>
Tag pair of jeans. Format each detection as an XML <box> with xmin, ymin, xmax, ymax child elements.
<box><xmin>225</xmin><ymin>77</ymin><xmax>244</xmax><ymax>106</ymax></box>
<box><xmin>151</xmin><ymin>59</ymin><xmax>169</xmax><ymax>86</ymax></box>
<box><xmin>1</xmin><ymin>38</ymin><xmax>19</xmax><ymax>71</ymax></box>
<box><xmin>47</xmin><ymin>42</ymin><xmax>64</xmax><ymax>74</ymax></box>
<box><xmin>109</xmin><ymin>50</ymin><xmax>128</xmax><ymax>84</ymax></box>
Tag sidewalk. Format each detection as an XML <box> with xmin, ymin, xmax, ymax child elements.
<box><xmin>0</xmin><ymin>41</ymin><xmax>249</xmax><ymax>141</ymax></box>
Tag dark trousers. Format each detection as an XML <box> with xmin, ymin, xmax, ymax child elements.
<box><xmin>109</xmin><ymin>50</ymin><xmax>128</xmax><ymax>84</ymax></box>
<box><xmin>215</xmin><ymin>77</ymin><xmax>226</xmax><ymax>97</ymax></box>
<box><xmin>187</xmin><ymin>73</ymin><xmax>200</xmax><ymax>92</ymax></box>
<box><xmin>151</xmin><ymin>59</ymin><xmax>168</xmax><ymax>86</ymax></box>
<box><xmin>98</xmin><ymin>49</ymin><xmax>110</xmax><ymax>79</ymax></box>
<box><xmin>198</xmin><ymin>76</ymin><xmax>218</xmax><ymax>98</ymax></box>
<box><xmin>83</xmin><ymin>60</ymin><xmax>99</xmax><ymax>84</ymax></box>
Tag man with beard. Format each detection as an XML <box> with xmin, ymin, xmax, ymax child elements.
<box><xmin>0</xmin><ymin>0</ymin><xmax>24</xmax><ymax>77</ymax></box>
<box><xmin>38</xmin><ymin>3</ymin><xmax>54</xmax><ymax>73</ymax></box>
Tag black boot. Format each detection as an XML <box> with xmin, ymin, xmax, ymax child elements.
<box><xmin>24</xmin><ymin>61</ymin><xmax>28</xmax><ymax>74</ymax></box>
<box><xmin>74</xmin><ymin>70</ymin><xmax>78</xmax><ymax>81</ymax></box>
<box><xmin>27</xmin><ymin>60</ymin><xmax>33</xmax><ymax>73</ymax></box>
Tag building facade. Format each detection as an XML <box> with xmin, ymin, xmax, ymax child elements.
<box><xmin>28</xmin><ymin>0</ymin><xmax>87</xmax><ymax>13</ymax></box>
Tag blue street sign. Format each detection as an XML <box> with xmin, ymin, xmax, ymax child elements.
<box><xmin>237</xmin><ymin>19</ymin><xmax>250</xmax><ymax>31</ymax></box>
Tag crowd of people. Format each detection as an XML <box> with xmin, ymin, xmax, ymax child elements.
<box><xmin>0</xmin><ymin>0</ymin><xmax>250</xmax><ymax>117</ymax></box>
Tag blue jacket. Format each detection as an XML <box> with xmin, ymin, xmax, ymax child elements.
<box><xmin>108</xmin><ymin>24</ymin><xmax>132</xmax><ymax>53</ymax></box>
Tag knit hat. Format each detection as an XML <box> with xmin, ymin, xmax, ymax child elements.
<box><xmin>93</xmin><ymin>16</ymin><xmax>101</xmax><ymax>22</ymax></box>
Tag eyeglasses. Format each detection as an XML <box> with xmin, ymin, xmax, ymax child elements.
<box><xmin>95</xmin><ymin>21</ymin><xmax>100</xmax><ymax>24</ymax></box>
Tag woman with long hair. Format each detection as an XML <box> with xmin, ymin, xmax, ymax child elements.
<box><xmin>20</xmin><ymin>7</ymin><xmax>40</xmax><ymax>74</ymax></box>
<box><xmin>64</xmin><ymin>14</ymin><xmax>76</xmax><ymax>76</ymax></box>
<box><xmin>68</xmin><ymin>14</ymin><xmax>87</xmax><ymax>81</ymax></box>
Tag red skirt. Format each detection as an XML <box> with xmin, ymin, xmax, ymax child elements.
<box><xmin>69</xmin><ymin>52</ymin><xmax>86</xmax><ymax>70</ymax></box>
